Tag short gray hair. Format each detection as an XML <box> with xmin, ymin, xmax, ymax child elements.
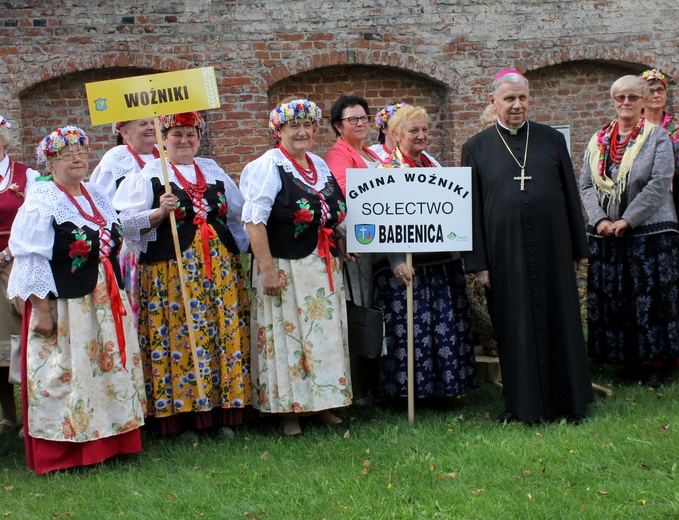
<box><xmin>491</xmin><ymin>73</ymin><xmax>529</xmax><ymax>96</ymax></box>
<box><xmin>610</xmin><ymin>75</ymin><xmax>649</xmax><ymax>100</ymax></box>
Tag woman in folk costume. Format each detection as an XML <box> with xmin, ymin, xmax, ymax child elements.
<box><xmin>90</xmin><ymin>119</ymin><xmax>160</xmax><ymax>330</ymax></box>
<box><xmin>580</xmin><ymin>75</ymin><xmax>679</xmax><ymax>388</ymax></box>
<box><xmin>369</xmin><ymin>102</ymin><xmax>409</xmax><ymax>162</ymax></box>
<box><xmin>8</xmin><ymin>126</ymin><xmax>145</xmax><ymax>474</ymax></box>
<box><xmin>375</xmin><ymin>105</ymin><xmax>478</xmax><ymax>400</ymax></box>
<box><xmin>113</xmin><ymin>112</ymin><xmax>252</xmax><ymax>435</ymax></box>
<box><xmin>641</xmin><ymin>69</ymin><xmax>679</xmax><ymax>207</ymax></box>
<box><xmin>240</xmin><ymin>99</ymin><xmax>351</xmax><ymax>436</ymax></box>
<box><xmin>0</xmin><ymin>115</ymin><xmax>40</xmax><ymax>437</ymax></box>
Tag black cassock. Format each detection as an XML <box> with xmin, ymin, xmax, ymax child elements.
<box><xmin>462</xmin><ymin>121</ymin><xmax>593</xmax><ymax>421</ymax></box>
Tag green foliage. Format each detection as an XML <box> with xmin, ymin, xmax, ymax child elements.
<box><xmin>1</xmin><ymin>373</ymin><xmax>677</xmax><ymax>519</ymax></box>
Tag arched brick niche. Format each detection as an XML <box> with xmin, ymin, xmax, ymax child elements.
<box><xmin>17</xmin><ymin>67</ymin><xmax>160</xmax><ymax>169</ymax></box>
<box><xmin>526</xmin><ymin>60</ymin><xmax>646</xmax><ymax>174</ymax></box>
<box><xmin>266</xmin><ymin>65</ymin><xmax>450</xmax><ymax>165</ymax></box>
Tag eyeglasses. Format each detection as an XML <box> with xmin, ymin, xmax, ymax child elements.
<box><xmin>649</xmin><ymin>87</ymin><xmax>666</xmax><ymax>96</ymax></box>
<box><xmin>55</xmin><ymin>150</ymin><xmax>88</xmax><ymax>161</ymax></box>
<box><xmin>613</xmin><ymin>94</ymin><xmax>642</xmax><ymax>103</ymax></box>
<box><xmin>341</xmin><ymin>115</ymin><xmax>371</xmax><ymax>125</ymax></box>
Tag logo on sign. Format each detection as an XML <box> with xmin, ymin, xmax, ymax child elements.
<box><xmin>354</xmin><ymin>224</ymin><xmax>375</xmax><ymax>245</ymax></box>
<box><xmin>94</xmin><ymin>98</ymin><xmax>108</xmax><ymax>112</ymax></box>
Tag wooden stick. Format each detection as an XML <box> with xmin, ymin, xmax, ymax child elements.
<box><xmin>592</xmin><ymin>383</ymin><xmax>612</xmax><ymax>397</ymax></box>
<box><xmin>406</xmin><ymin>252</ymin><xmax>415</xmax><ymax>425</ymax></box>
<box><xmin>153</xmin><ymin>117</ymin><xmax>205</xmax><ymax>400</ymax></box>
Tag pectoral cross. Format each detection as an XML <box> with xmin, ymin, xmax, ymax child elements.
<box><xmin>513</xmin><ymin>168</ymin><xmax>531</xmax><ymax>191</ymax></box>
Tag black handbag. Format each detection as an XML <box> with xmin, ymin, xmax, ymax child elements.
<box><xmin>343</xmin><ymin>262</ymin><xmax>384</xmax><ymax>359</ymax></box>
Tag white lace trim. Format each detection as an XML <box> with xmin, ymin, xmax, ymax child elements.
<box><xmin>92</xmin><ymin>145</ymin><xmax>151</xmax><ymax>181</ymax></box>
<box><xmin>116</xmin><ymin>157</ymin><xmax>244</xmax><ymax>255</ymax></box>
<box><xmin>7</xmin><ymin>182</ymin><xmax>120</xmax><ymax>300</ymax></box>
<box><xmin>21</xmin><ymin>181</ymin><xmax>120</xmax><ymax>232</ymax></box>
<box><xmin>272</xmin><ymin>148</ymin><xmax>333</xmax><ymax>187</ymax></box>
<box><xmin>119</xmin><ymin>209</ymin><xmax>155</xmax><ymax>255</ymax></box>
<box><xmin>240</xmin><ymin>149</ymin><xmax>334</xmax><ymax>225</ymax></box>
<box><xmin>242</xmin><ymin>203</ymin><xmax>270</xmax><ymax>225</ymax></box>
<box><xmin>7</xmin><ymin>253</ymin><xmax>56</xmax><ymax>299</ymax></box>
<box><xmin>143</xmin><ymin>157</ymin><xmax>232</xmax><ymax>187</ymax></box>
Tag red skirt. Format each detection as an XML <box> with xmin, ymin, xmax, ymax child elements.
<box><xmin>20</xmin><ymin>302</ymin><xmax>142</xmax><ymax>475</ymax></box>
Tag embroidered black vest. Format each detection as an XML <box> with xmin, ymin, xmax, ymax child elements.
<box><xmin>50</xmin><ymin>221</ymin><xmax>123</xmax><ymax>299</ymax></box>
<box><xmin>139</xmin><ymin>177</ymin><xmax>239</xmax><ymax>264</ymax></box>
<box><xmin>267</xmin><ymin>165</ymin><xmax>346</xmax><ymax>259</ymax></box>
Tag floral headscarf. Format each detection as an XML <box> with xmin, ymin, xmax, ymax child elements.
<box><xmin>374</xmin><ymin>102</ymin><xmax>409</xmax><ymax>130</ymax></box>
<box><xmin>36</xmin><ymin>125</ymin><xmax>90</xmax><ymax>168</ymax></box>
<box><xmin>160</xmin><ymin>112</ymin><xmax>206</xmax><ymax>132</ymax></box>
<box><xmin>268</xmin><ymin>99</ymin><xmax>321</xmax><ymax>135</ymax></box>
<box><xmin>641</xmin><ymin>69</ymin><xmax>668</xmax><ymax>87</ymax></box>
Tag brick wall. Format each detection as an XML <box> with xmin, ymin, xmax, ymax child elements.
<box><xmin>2</xmin><ymin>1</ymin><xmax>677</xmax><ymax>181</ymax></box>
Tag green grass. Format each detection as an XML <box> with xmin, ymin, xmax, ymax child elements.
<box><xmin>1</xmin><ymin>367</ymin><xmax>677</xmax><ymax>519</ymax></box>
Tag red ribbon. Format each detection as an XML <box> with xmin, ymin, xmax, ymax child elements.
<box><xmin>193</xmin><ymin>216</ymin><xmax>216</xmax><ymax>280</ymax></box>
<box><xmin>317</xmin><ymin>226</ymin><xmax>336</xmax><ymax>292</ymax></box>
<box><xmin>102</xmin><ymin>258</ymin><xmax>128</xmax><ymax>370</ymax></box>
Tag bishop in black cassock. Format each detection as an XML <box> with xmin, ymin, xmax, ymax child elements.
<box><xmin>461</xmin><ymin>70</ymin><xmax>593</xmax><ymax>423</ymax></box>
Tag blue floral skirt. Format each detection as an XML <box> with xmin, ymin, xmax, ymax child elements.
<box><xmin>587</xmin><ymin>233</ymin><xmax>679</xmax><ymax>364</ymax></box>
<box><xmin>374</xmin><ymin>258</ymin><xmax>478</xmax><ymax>398</ymax></box>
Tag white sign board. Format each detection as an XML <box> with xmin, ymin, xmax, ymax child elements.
<box><xmin>345</xmin><ymin>167</ymin><xmax>473</xmax><ymax>253</ymax></box>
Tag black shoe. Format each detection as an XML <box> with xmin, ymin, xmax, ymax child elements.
<box><xmin>566</xmin><ymin>414</ymin><xmax>588</xmax><ymax>425</ymax></box>
<box><xmin>494</xmin><ymin>410</ymin><xmax>518</xmax><ymax>423</ymax></box>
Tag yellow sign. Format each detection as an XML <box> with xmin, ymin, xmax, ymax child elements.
<box><xmin>85</xmin><ymin>67</ymin><xmax>221</xmax><ymax>125</ymax></box>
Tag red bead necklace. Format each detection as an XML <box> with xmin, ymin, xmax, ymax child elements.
<box><xmin>170</xmin><ymin>161</ymin><xmax>207</xmax><ymax>202</ymax></box>
<box><xmin>277</xmin><ymin>144</ymin><xmax>319</xmax><ymax>185</ymax></box>
<box><xmin>127</xmin><ymin>144</ymin><xmax>160</xmax><ymax>170</ymax></box>
<box><xmin>609</xmin><ymin>121</ymin><xmax>640</xmax><ymax>165</ymax></box>
<box><xmin>399</xmin><ymin>149</ymin><xmax>435</xmax><ymax>168</ymax></box>
<box><xmin>55</xmin><ymin>182</ymin><xmax>107</xmax><ymax>227</ymax></box>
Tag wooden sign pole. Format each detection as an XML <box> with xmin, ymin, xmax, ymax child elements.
<box><xmin>406</xmin><ymin>252</ymin><xmax>415</xmax><ymax>424</ymax></box>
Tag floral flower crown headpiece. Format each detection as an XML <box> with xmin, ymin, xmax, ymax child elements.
<box><xmin>0</xmin><ymin>115</ymin><xmax>12</xmax><ymax>129</ymax></box>
<box><xmin>269</xmin><ymin>99</ymin><xmax>321</xmax><ymax>135</ymax></box>
<box><xmin>36</xmin><ymin>125</ymin><xmax>90</xmax><ymax>168</ymax></box>
<box><xmin>641</xmin><ymin>69</ymin><xmax>667</xmax><ymax>87</ymax></box>
<box><xmin>112</xmin><ymin>121</ymin><xmax>127</xmax><ymax>134</ymax></box>
<box><xmin>374</xmin><ymin>102</ymin><xmax>409</xmax><ymax>130</ymax></box>
<box><xmin>160</xmin><ymin>112</ymin><xmax>206</xmax><ymax>132</ymax></box>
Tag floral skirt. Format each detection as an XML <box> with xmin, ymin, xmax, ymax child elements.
<box><xmin>374</xmin><ymin>258</ymin><xmax>478</xmax><ymax>398</ymax></box>
<box><xmin>251</xmin><ymin>248</ymin><xmax>352</xmax><ymax>413</ymax></box>
<box><xmin>24</xmin><ymin>267</ymin><xmax>146</xmax><ymax>442</ymax></box>
<box><xmin>587</xmin><ymin>233</ymin><xmax>679</xmax><ymax>364</ymax></box>
<box><xmin>138</xmin><ymin>230</ymin><xmax>252</xmax><ymax>421</ymax></box>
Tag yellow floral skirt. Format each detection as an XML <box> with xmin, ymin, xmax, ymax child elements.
<box><xmin>138</xmin><ymin>230</ymin><xmax>251</xmax><ymax>418</ymax></box>
<box><xmin>251</xmin><ymin>248</ymin><xmax>352</xmax><ymax>413</ymax></box>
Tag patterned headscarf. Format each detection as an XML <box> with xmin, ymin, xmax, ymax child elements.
<box><xmin>0</xmin><ymin>115</ymin><xmax>12</xmax><ymax>129</ymax></box>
